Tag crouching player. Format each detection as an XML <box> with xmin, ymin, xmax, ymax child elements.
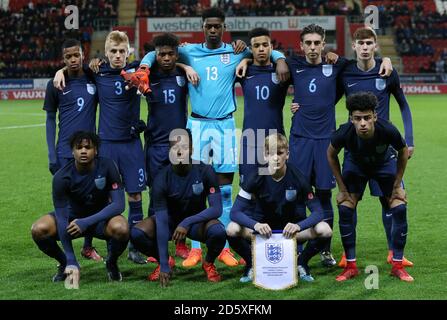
<box><xmin>227</xmin><ymin>133</ymin><xmax>332</xmax><ymax>283</ymax></box>
<box><xmin>31</xmin><ymin>131</ymin><xmax>129</xmax><ymax>286</ymax></box>
<box><xmin>327</xmin><ymin>92</ymin><xmax>413</xmax><ymax>282</ymax></box>
<box><xmin>130</xmin><ymin>129</ymin><xmax>227</xmax><ymax>287</ymax></box>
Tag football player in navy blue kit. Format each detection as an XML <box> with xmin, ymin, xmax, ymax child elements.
<box><xmin>327</xmin><ymin>92</ymin><xmax>413</xmax><ymax>282</ymax></box>
<box><xmin>227</xmin><ymin>133</ymin><xmax>332</xmax><ymax>282</ymax></box>
<box><xmin>237</xmin><ymin>28</ymin><xmax>289</xmax><ymax>184</ymax></box>
<box><xmin>53</xmin><ymin>31</ymin><xmax>147</xmax><ymax>264</ymax></box>
<box><xmin>130</xmin><ymin>128</ymin><xmax>227</xmax><ymax>287</ymax></box>
<box><xmin>338</xmin><ymin>27</ymin><xmax>414</xmax><ymax>268</ymax></box>
<box><xmin>31</xmin><ymin>131</ymin><xmax>128</xmax><ymax>286</ymax></box>
<box><xmin>287</xmin><ymin>24</ymin><xmax>393</xmax><ymax>269</ymax></box>
<box><xmin>144</xmin><ymin>33</ymin><xmax>190</xmax><ymax>259</ymax></box>
<box><xmin>43</xmin><ymin>39</ymin><xmax>102</xmax><ymax>262</ymax></box>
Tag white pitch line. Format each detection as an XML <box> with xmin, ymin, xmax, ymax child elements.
<box><xmin>0</xmin><ymin>123</ymin><xmax>45</xmax><ymax>130</ymax></box>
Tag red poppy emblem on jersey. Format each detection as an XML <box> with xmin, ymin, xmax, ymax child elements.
<box><xmin>307</xmin><ymin>192</ymin><xmax>314</xmax><ymax>200</ymax></box>
<box><xmin>112</xmin><ymin>183</ymin><xmax>119</xmax><ymax>190</ymax></box>
<box><xmin>210</xmin><ymin>187</ymin><xmax>216</xmax><ymax>194</ymax></box>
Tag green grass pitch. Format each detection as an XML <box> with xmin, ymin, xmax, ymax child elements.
<box><xmin>0</xmin><ymin>94</ymin><xmax>446</xmax><ymax>300</ymax></box>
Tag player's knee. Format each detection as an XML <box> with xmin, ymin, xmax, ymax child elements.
<box><xmin>226</xmin><ymin>221</ymin><xmax>241</xmax><ymax>237</ymax></box>
<box><xmin>315</xmin><ymin>221</ymin><xmax>332</xmax><ymax>238</ymax></box>
<box><xmin>128</xmin><ymin>193</ymin><xmax>142</xmax><ymax>202</ymax></box>
<box><xmin>31</xmin><ymin>221</ymin><xmax>50</xmax><ymax>239</ymax></box>
<box><xmin>340</xmin><ymin>200</ymin><xmax>356</xmax><ymax>209</ymax></box>
<box><xmin>206</xmin><ymin>220</ymin><xmax>226</xmax><ymax>238</ymax></box>
<box><xmin>379</xmin><ymin>196</ymin><xmax>389</xmax><ymax>209</ymax></box>
<box><xmin>109</xmin><ymin>221</ymin><xmax>129</xmax><ymax>241</ymax></box>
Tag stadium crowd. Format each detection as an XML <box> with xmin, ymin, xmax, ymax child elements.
<box><xmin>0</xmin><ymin>0</ymin><xmax>118</xmax><ymax>78</ymax></box>
<box><xmin>137</xmin><ymin>0</ymin><xmax>362</xmax><ymax>17</ymax></box>
<box><xmin>1</xmin><ymin>0</ymin><xmax>446</xmax><ymax>78</ymax></box>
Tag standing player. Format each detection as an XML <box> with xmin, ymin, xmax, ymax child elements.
<box><xmin>227</xmin><ymin>133</ymin><xmax>332</xmax><ymax>282</ymax></box>
<box><xmin>54</xmin><ymin>31</ymin><xmax>147</xmax><ymax>264</ymax></box>
<box><xmin>237</xmin><ymin>27</ymin><xmax>289</xmax><ymax>184</ymax></box>
<box><xmin>31</xmin><ymin>131</ymin><xmax>129</xmax><ymax>285</ymax></box>
<box><xmin>327</xmin><ymin>92</ymin><xmax>413</xmax><ymax>282</ymax></box>
<box><xmin>130</xmin><ymin>129</ymin><xmax>227</xmax><ymax>286</ymax></box>
<box><xmin>144</xmin><ymin>33</ymin><xmax>190</xmax><ymax>259</ymax></box>
<box><xmin>139</xmin><ymin>7</ymin><xmax>289</xmax><ymax>267</ymax></box>
<box><xmin>338</xmin><ymin>27</ymin><xmax>414</xmax><ymax>267</ymax></box>
<box><xmin>44</xmin><ymin>39</ymin><xmax>101</xmax><ymax>262</ymax></box>
<box><xmin>287</xmin><ymin>24</ymin><xmax>393</xmax><ymax>268</ymax></box>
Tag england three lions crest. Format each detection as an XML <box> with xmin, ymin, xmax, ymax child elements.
<box><xmin>176</xmin><ymin>76</ymin><xmax>186</xmax><ymax>87</ymax></box>
<box><xmin>265</xmin><ymin>243</ymin><xmax>283</xmax><ymax>264</ymax></box>
<box><xmin>375</xmin><ymin>78</ymin><xmax>386</xmax><ymax>91</ymax></box>
<box><xmin>322</xmin><ymin>64</ymin><xmax>333</xmax><ymax>77</ymax></box>
<box><xmin>220</xmin><ymin>54</ymin><xmax>230</xmax><ymax>64</ymax></box>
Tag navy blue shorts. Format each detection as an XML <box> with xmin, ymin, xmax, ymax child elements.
<box><xmin>342</xmin><ymin>153</ymin><xmax>398</xmax><ymax>197</ymax></box>
<box><xmin>145</xmin><ymin>144</ymin><xmax>170</xmax><ymax>187</ymax></box>
<box><xmin>49</xmin><ymin>211</ymin><xmax>108</xmax><ymax>240</ymax></box>
<box><xmin>100</xmin><ymin>139</ymin><xmax>146</xmax><ymax>193</ymax></box>
<box><xmin>289</xmin><ymin>135</ymin><xmax>335</xmax><ymax>190</ymax></box>
<box><xmin>238</xmin><ymin>143</ymin><xmax>267</xmax><ymax>185</ymax></box>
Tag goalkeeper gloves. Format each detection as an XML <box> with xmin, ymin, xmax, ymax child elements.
<box><xmin>120</xmin><ymin>65</ymin><xmax>152</xmax><ymax>95</ymax></box>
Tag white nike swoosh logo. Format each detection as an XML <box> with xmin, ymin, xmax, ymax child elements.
<box><xmin>99</xmin><ymin>73</ymin><xmax>106</xmax><ymax>77</ymax></box>
<box><xmin>386</xmin><ymin>214</ymin><xmax>393</xmax><ymax>217</ymax></box>
<box><xmin>246</xmin><ymin>76</ymin><xmax>255</xmax><ymax>79</ymax></box>
<box><xmin>348</xmin><ymin>83</ymin><xmax>358</xmax><ymax>87</ymax></box>
<box><xmin>62</xmin><ymin>90</ymin><xmax>72</xmax><ymax>95</ymax></box>
<box><xmin>296</xmin><ymin>69</ymin><xmax>305</xmax><ymax>73</ymax></box>
<box><xmin>400</xmin><ymin>233</ymin><xmax>408</xmax><ymax>237</ymax></box>
<box><xmin>151</xmin><ymin>82</ymin><xmax>160</xmax><ymax>86</ymax></box>
<box><xmin>193</xmin><ymin>58</ymin><xmax>204</xmax><ymax>62</ymax></box>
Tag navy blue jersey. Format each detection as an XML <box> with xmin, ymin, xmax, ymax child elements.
<box><xmin>241</xmin><ymin>165</ymin><xmax>316</xmax><ymax>228</ymax></box>
<box><xmin>52</xmin><ymin>157</ymin><xmax>123</xmax><ymax>217</ymax></box>
<box><xmin>145</xmin><ymin>67</ymin><xmax>188</xmax><ymax>145</ymax></box>
<box><xmin>331</xmin><ymin>118</ymin><xmax>406</xmax><ymax>167</ymax></box>
<box><xmin>340</xmin><ymin>61</ymin><xmax>414</xmax><ymax>146</ymax></box>
<box><xmin>239</xmin><ymin>64</ymin><xmax>288</xmax><ymax>146</ymax></box>
<box><xmin>152</xmin><ymin>163</ymin><xmax>221</xmax><ymax>226</ymax></box>
<box><xmin>287</xmin><ymin>56</ymin><xmax>348</xmax><ymax>139</ymax></box>
<box><xmin>93</xmin><ymin>61</ymin><xmax>141</xmax><ymax>141</ymax></box>
<box><xmin>43</xmin><ymin>75</ymin><xmax>97</xmax><ymax>158</ymax></box>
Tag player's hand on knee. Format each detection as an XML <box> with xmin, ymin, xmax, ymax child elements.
<box><xmin>336</xmin><ymin>191</ymin><xmax>355</xmax><ymax>207</ymax></box>
<box><xmin>283</xmin><ymin>223</ymin><xmax>300</xmax><ymax>239</ymax></box>
<box><xmin>67</xmin><ymin>219</ymin><xmax>83</xmax><ymax>238</ymax></box>
<box><xmin>290</xmin><ymin>102</ymin><xmax>300</xmax><ymax>114</ymax></box>
<box><xmin>89</xmin><ymin>58</ymin><xmax>104</xmax><ymax>73</ymax></box>
<box><xmin>232</xmin><ymin>40</ymin><xmax>247</xmax><ymax>54</ymax></box>
<box><xmin>172</xmin><ymin>226</ymin><xmax>188</xmax><ymax>242</ymax></box>
<box><xmin>325</xmin><ymin>51</ymin><xmax>339</xmax><ymax>64</ymax></box>
<box><xmin>159</xmin><ymin>271</ymin><xmax>171</xmax><ymax>288</ymax></box>
<box><xmin>390</xmin><ymin>186</ymin><xmax>407</xmax><ymax>206</ymax></box>
<box><xmin>254</xmin><ymin>223</ymin><xmax>272</xmax><ymax>239</ymax></box>
<box><xmin>184</xmin><ymin>65</ymin><xmax>200</xmax><ymax>86</ymax></box>
<box><xmin>64</xmin><ymin>265</ymin><xmax>80</xmax><ymax>289</ymax></box>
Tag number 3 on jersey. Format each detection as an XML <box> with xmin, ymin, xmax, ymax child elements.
<box><xmin>115</xmin><ymin>81</ymin><xmax>123</xmax><ymax>95</ymax></box>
